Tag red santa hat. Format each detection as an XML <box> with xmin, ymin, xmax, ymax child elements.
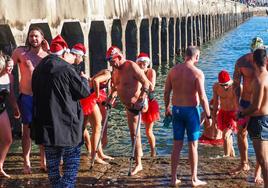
<box><xmin>106</xmin><ymin>46</ymin><xmax>122</xmax><ymax>61</ymax></box>
<box><xmin>50</xmin><ymin>35</ymin><xmax>69</xmax><ymax>56</ymax></box>
<box><xmin>136</xmin><ymin>52</ymin><xmax>150</xmax><ymax>66</ymax></box>
<box><xmin>71</xmin><ymin>43</ymin><xmax>86</xmax><ymax>56</ymax></box>
<box><xmin>218</xmin><ymin>70</ymin><xmax>232</xmax><ymax>85</ymax></box>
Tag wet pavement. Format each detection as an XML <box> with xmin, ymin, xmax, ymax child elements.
<box><xmin>0</xmin><ymin>153</ymin><xmax>263</xmax><ymax>188</ymax></box>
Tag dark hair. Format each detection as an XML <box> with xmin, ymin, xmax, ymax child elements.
<box><xmin>25</xmin><ymin>26</ymin><xmax>45</xmax><ymax>46</ymax></box>
<box><xmin>185</xmin><ymin>46</ymin><xmax>199</xmax><ymax>58</ymax></box>
<box><xmin>253</xmin><ymin>48</ymin><xmax>267</xmax><ymax>67</ymax></box>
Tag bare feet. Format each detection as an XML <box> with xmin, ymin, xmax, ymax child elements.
<box><xmin>23</xmin><ymin>165</ymin><xmax>32</xmax><ymax>174</ymax></box>
<box><xmin>100</xmin><ymin>154</ymin><xmax>114</xmax><ymax>161</ymax></box>
<box><xmin>192</xmin><ymin>179</ymin><xmax>207</xmax><ymax>187</ymax></box>
<box><xmin>0</xmin><ymin>169</ymin><xmax>11</xmax><ymax>178</ymax></box>
<box><xmin>254</xmin><ymin>176</ymin><xmax>264</xmax><ymax>185</ymax></box>
<box><xmin>95</xmin><ymin>157</ymin><xmax>109</xmax><ymax>165</ymax></box>
<box><xmin>170</xmin><ymin>179</ymin><xmax>181</xmax><ymax>187</ymax></box>
<box><xmin>151</xmin><ymin>149</ymin><xmax>157</xmax><ymax>157</ymax></box>
<box><xmin>229</xmin><ymin>163</ymin><xmax>250</xmax><ymax>175</ymax></box>
<box><xmin>131</xmin><ymin>164</ymin><xmax>143</xmax><ymax>176</ymax></box>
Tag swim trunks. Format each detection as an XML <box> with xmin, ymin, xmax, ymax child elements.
<box><xmin>18</xmin><ymin>94</ymin><xmax>33</xmax><ymax>124</ymax></box>
<box><xmin>247</xmin><ymin>115</ymin><xmax>268</xmax><ymax>140</ymax></box>
<box><xmin>217</xmin><ymin>109</ymin><xmax>237</xmax><ymax>133</ymax></box>
<box><xmin>172</xmin><ymin>106</ymin><xmax>201</xmax><ymax>141</ymax></box>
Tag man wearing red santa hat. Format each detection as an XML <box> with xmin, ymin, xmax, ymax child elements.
<box><xmin>32</xmin><ymin>35</ymin><xmax>91</xmax><ymax>187</ymax></box>
<box><xmin>212</xmin><ymin>70</ymin><xmax>238</xmax><ymax>157</ymax></box>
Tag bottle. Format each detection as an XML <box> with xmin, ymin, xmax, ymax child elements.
<box><xmin>163</xmin><ymin>115</ymin><xmax>172</xmax><ymax>128</ymax></box>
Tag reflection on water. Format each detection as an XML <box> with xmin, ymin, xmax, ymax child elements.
<box><xmin>10</xmin><ymin>17</ymin><xmax>268</xmax><ymax>157</ymax></box>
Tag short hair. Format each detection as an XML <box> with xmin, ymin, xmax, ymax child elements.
<box><xmin>185</xmin><ymin>46</ymin><xmax>199</xmax><ymax>58</ymax></box>
<box><xmin>253</xmin><ymin>48</ymin><xmax>267</xmax><ymax>67</ymax></box>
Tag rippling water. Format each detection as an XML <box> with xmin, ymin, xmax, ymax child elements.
<box><xmin>10</xmin><ymin>17</ymin><xmax>268</xmax><ymax>158</ymax></box>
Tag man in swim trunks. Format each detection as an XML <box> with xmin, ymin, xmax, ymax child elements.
<box><xmin>164</xmin><ymin>46</ymin><xmax>211</xmax><ymax>187</ymax></box>
<box><xmin>231</xmin><ymin>37</ymin><xmax>263</xmax><ymax>183</ymax></box>
<box><xmin>212</xmin><ymin>70</ymin><xmax>238</xmax><ymax>157</ymax></box>
<box><xmin>12</xmin><ymin>27</ymin><xmax>49</xmax><ymax>174</ymax></box>
<box><xmin>238</xmin><ymin>48</ymin><xmax>268</xmax><ymax>188</ymax></box>
<box><xmin>106</xmin><ymin>46</ymin><xmax>152</xmax><ymax>176</ymax></box>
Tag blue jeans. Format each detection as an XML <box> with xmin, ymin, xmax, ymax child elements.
<box><xmin>45</xmin><ymin>145</ymin><xmax>81</xmax><ymax>188</ymax></box>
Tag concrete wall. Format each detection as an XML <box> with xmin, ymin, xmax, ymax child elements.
<box><xmin>0</xmin><ymin>0</ymin><xmax>253</xmax><ymax>74</ymax></box>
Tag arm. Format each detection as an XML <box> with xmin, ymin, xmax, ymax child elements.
<box><xmin>241</xmin><ymin>80</ymin><xmax>262</xmax><ymax>116</ymax></box>
<box><xmin>164</xmin><ymin>71</ymin><xmax>172</xmax><ymax>116</ymax></box>
<box><xmin>92</xmin><ymin>69</ymin><xmax>111</xmax><ymax>98</ymax></box>
<box><xmin>212</xmin><ymin>84</ymin><xmax>219</xmax><ymax>119</ymax></box>
<box><xmin>196</xmin><ymin>72</ymin><xmax>211</xmax><ymax>119</ymax></box>
<box><xmin>8</xmin><ymin>74</ymin><xmax>20</xmax><ymax>118</ymax></box>
<box><xmin>147</xmin><ymin>68</ymin><xmax>156</xmax><ymax>91</ymax></box>
<box><xmin>233</xmin><ymin>63</ymin><xmax>242</xmax><ymax>106</ymax></box>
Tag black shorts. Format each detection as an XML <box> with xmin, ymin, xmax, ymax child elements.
<box><xmin>247</xmin><ymin>115</ymin><xmax>268</xmax><ymax>141</ymax></box>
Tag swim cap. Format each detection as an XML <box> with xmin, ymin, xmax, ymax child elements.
<box><xmin>218</xmin><ymin>70</ymin><xmax>232</xmax><ymax>85</ymax></box>
<box><xmin>106</xmin><ymin>46</ymin><xmax>122</xmax><ymax>61</ymax></box>
<box><xmin>136</xmin><ymin>52</ymin><xmax>150</xmax><ymax>66</ymax></box>
<box><xmin>250</xmin><ymin>37</ymin><xmax>264</xmax><ymax>52</ymax></box>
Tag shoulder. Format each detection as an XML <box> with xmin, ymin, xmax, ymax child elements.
<box><xmin>236</xmin><ymin>53</ymin><xmax>253</xmax><ymax>67</ymax></box>
<box><xmin>12</xmin><ymin>46</ymin><xmax>28</xmax><ymax>59</ymax></box>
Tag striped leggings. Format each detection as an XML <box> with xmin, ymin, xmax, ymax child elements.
<box><xmin>45</xmin><ymin>145</ymin><xmax>81</xmax><ymax>188</ymax></box>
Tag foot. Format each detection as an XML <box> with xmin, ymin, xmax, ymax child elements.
<box><xmin>254</xmin><ymin>176</ymin><xmax>264</xmax><ymax>185</ymax></box>
<box><xmin>229</xmin><ymin>163</ymin><xmax>250</xmax><ymax>175</ymax></box>
<box><xmin>95</xmin><ymin>157</ymin><xmax>109</xmax><ymax>165</ymax></box>
<box><xmin>0</xmin><ymin>169</ymin><xmax>10</xmax><ymax>178</ymax></box>
<box><xmin>130</xmin><ymin>164</ymin><xmax>143</xmax><ymax>176</ymax></box>
<box><xmin>23</xmin><ymin>165</ymin><xmax>32</xmax><ymax>174</ymax></box>
<box><xmin>151</xmin><ymin>149</ymin><xmax>157</xmax><ymax>157</ymax></box>
<box><xmin>100</xmin><ymin>154</ymin><xmax>114</xmax><ymax>161</ymax></box>
<box><xmin>170</xmin><ymin>179</ymin><xmax>181</xmax><ymax>187</ymax></box>
<box><xmin>192</xmin><ymin>179</ymin><xmax>207</xmax><ymax>187</ymax></box>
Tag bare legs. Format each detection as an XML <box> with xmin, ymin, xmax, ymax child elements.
<box><xmin>0</xmin><ymin>111</ymin><xmax>12</xmax><ymax>178</ymax></box>
<box><xmin>252</xmin><ymin>140</ymin><xmax>268</xmax><ymax>188</ymax></box>
<box><xmin>230</xmin><ymin>126</ymin><xmax>250</xmax><ymax>175</ymax></box>
<box><xmin>145</xmin><ymin>122</ymin><xmax>156</xmax><ymax>157</ymax></box>
<box><xmin>170</xmin><ymin>140</ymin><xmax>206</xmax><ymax>187</ymax></box>
<box><xmin>22</xmin><ymin>124</ymin><xmax>46</xmax><ymax>174</ymax></box>
<box><xmin>223</xmin><ymin>129</ymin><xmax>235</xmax><ymax>157</ymax></box>
<box><xmin>127</xmin><ymin>111</ymin><xmax>143</xmax><ymax>176</ymax></box>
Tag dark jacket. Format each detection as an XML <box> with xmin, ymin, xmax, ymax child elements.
<box><xmin>32</xmin><ymin>54</ymin><xmax>91</xmax><ymax>147</ymax></box>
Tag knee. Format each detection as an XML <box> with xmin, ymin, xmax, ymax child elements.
<box><xmin>2</xmin><ymin>136</ymin><xmax>12</xmax><ymax>146</ymax></box>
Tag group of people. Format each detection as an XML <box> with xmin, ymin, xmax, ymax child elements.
<box><xmin>164</xmin><ymin>38</ymin><xmax>268</xmax><ymax>187</ymax></box>
<box><xmin>0</xmin><ymin>25</ymin><xmax>267</xmax><ymax>188</ymax></box>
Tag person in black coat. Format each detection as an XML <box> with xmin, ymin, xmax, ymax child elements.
<box><xmin>32</xmin><ymin>35</ymin><xmax>91</xmax><ymax>188</ymax></box>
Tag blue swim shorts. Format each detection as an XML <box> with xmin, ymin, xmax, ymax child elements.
<box><xmin>172</xmin><ymin>106</ymin><xmax>201</xmax><ymax>141</ymax></box>
<box><xmin>240</xmin><ymin>99</ymin><xmax>250</xmax><ymax>109</ymax></box>
<box><xmin>247</xmin><ymin>115</ymin><xmax>268</xmax><ymax>141</ymax></box>
<box><xmin>18</xmin><ymin>94</ymin><xmax>33</xmax><ymax>125</ymax></box>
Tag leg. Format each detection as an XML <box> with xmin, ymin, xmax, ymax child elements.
<box><xmin>145</xmin><ymin>122</ymin><xmax>156</xmax><ymax>157</ymax></box>
<box><xmin>189</xmin><ymin>141</ymin><xmax>207</xmax><ymax>187</ymax></box>
<box><xmin>0</xmin><ymin>111</ymin><xmax>12</xmax><ymax>178</ymax></box>
<box><xmin>223</xmin><ymin>129</ymin><xmax>234</xmax><ymax>157</ymax></box>
<box><xmin>127</xmin><ymin>111</ymin><xmax>143</xmax><ymax>176</ymax></box>
<box><xmin>39</xmin><ymin>145</ymin><xmax>46</xmax><ymax>172</ymax></box>
<box><xmin>22</xmin><ymin>124</ymin><xmax>32</xmax><ymax>174</ymax></box>
<box><xmin>99</xmin><ymin>104</ymin><xmax>108</xmax><ymax>148</ymax></box>
<box><xmin>44</xmin><ymin>146</ymin><xmax>62</xmax><ymax>187</ymax></box>
<box><xmin>252</xmin><ymin>140</ymin><xmax>268</xmax><ymax>188</ymax></box>
<box><xmin>254</xmin><ymin>161</ymin><xmax>263</xmax><ymax>185</ymax></box>
<box><xmin>83</xmin><ymin>115</ymin><xmax>91</xmax><ymax>155</ymax></box>
<box><xmin>61</xmin><ymin>145</ymin><xmax>81</xmax><ymax>188</ymax></box>
<box><xmin>230</xmin><ymin>125</ymin><xmax>250</xmax><ymax>175</ymax></box>
<box><xmin>170</xmin><ymin>140</ymin><xmax>183</xmax><ymax>186</ymax></box>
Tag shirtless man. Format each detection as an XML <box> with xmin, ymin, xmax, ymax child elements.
<box><xmin>12</xmin><ymin>27</ymin><xmax>48</xmax><ymax>174</ymax></box>
<box><xmin>238</xmin><ymin>48</ymin><xmax>268</xmax><ymax>188</ymax></box>
<box><xmin>106</xmin><ymin>46</ymin><xmax>152</xmax><ymax>176</ymax></box>
<box><xmin>231</xmin><ymin>37</ymin><xmax>263</xmax><ymax>183</ymax></box>
<box><xmin>164</xmin><ymin>46</ymin><xmax>211</xmax><ymax>187</ymax></box>
<box><xmin>212</xmin><ymin>70</ymin><xmax>238</xmax><ymax>157</ymax></box>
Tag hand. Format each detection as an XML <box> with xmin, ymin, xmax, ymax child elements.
<box><xmin>80</xmin><ymin>71</ymin><xmax>89</xmax><ymax>80</ymax></box>
<box><xmin>13</xmin><ymin>107</ymin><xmax>20</xmax><ymax>119</ymax></box>
<box><xmin>41</xmin><ymin>39</ymin><xmax>50</xmax><ymax>52</ymax></box>
<box><xmin>206</xmin><ymin>117</ymin><xmax>212</xmax><ymax>127</ymax></box>
<box><xmin>133</xmin><ymin>98</ymin><xmax>145</xmax><ymax>111</ymax></box>
<box><xmin>165</xmin><ymin>107</ymin><xmax>172</xmax><ymax>117</ymax></box>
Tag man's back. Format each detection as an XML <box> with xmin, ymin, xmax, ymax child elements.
<box><xmin>169</xmin><ymin>63</ymin><xmax>201</xmax><ymax>106</ymax></box>
<box><xmin>253</xmin><ymin>72</ymin><xmax>268</xmax><ymax>116</ymax></box>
